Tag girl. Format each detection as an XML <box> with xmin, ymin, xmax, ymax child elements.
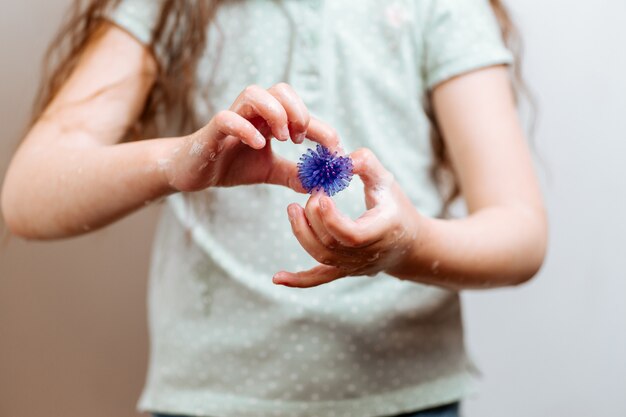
<box><xmin>0</xmin><ymin>0</ymin><xmax>547</xmax><ymax>416</ymax></box>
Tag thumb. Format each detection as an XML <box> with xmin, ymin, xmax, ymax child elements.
<box><xmin>350</xmin><ymin>148</ymin><xmax>394</xmax><ymax>190</ymax></box>
<box><xmin>265</xmin><ymin>154</ymin><xmax>307</xmax><ymax>193</ymax></box>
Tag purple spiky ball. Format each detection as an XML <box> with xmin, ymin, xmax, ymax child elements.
<box><xmin>297</xmin><ymin>144</ymin><xmax>353</xmax><ymax>196</ymax></box>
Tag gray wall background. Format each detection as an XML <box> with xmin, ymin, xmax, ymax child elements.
<box><xmin>1</xmin><ymin>1</ymin><xmax>624</xmax><ymax>416</ymax></box>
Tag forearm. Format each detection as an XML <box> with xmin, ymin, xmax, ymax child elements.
<box><xmin>388</xmin><ymin>205</ymin><xmax>548</xmax><ymax>290</ymax></box>
<box><xmin>1</xmin><ymin>125</ymin><xmax>182</xmax><ymax>239</ymax></box>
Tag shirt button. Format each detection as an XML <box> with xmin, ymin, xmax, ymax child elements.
<box><xmin>300</xmin><ymin>31</ymin><xmax>319</xmax><ymax>48</ymax></box>
<box><xmin>303</xmin><ymin>74</ymin><xmax>320</xmax><ymax>89</ymax></box>
<box><xmin>306</xmin><ymin>0</ymin><xmax>322</xmax><ymax>11</ymax></box>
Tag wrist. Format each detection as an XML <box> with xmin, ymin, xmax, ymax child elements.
<box><xmin>147</xmin><ymin>136</ymin><xmax>186</xmax><ymax>196</ymax></box>
<box><xmin>385</xmin><ymin>210</ymin><xmax>435</xmax><ymax>281</ymax></box>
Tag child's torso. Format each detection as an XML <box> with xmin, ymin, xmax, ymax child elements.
<box><xmin>105</xmin><ymin>0</ymin><xmax>505</xmax><ymax>415</ymax></box>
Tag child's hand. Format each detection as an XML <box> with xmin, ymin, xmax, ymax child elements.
<box><xmin>163</xmin><ymin>83</ymin><xmax>338</xmax><ymax>193</ymax></box>
<box><xmin>273</xmin><ymin>148</ymin><xmax>423</xmax><ymax>288</ymax></box>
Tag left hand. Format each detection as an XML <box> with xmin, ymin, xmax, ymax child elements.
<box><xmin>273</xmin><ymin>148</ymin><xmax>423</xmax><ymax>288</ymax></box>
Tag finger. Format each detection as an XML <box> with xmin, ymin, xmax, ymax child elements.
<box><xmin>305</xmin><ymin>116</ymin><xmax>341</xmax><ymax>152</ymax></box>
<box><xmin>230</xmin><ymin>85</ymin><xmax>290</xmax><ymax>141</ymax></box>
<box><xmin>265</xmin><ymin>155</ymin><xmax>307</xmax><ymax>193</ymax></box>
<box><xmin>350</xmin><ymin>147</ymin><xmax>395</xmax><ymax>209</ymax></box>
<box><xmin>287</xmin><ymin>203</ymin><xmax>339</xmax><ymax>266</ymax></box>
<box><xmin>304</xmin><ymin>190</ymin><xmax>341</xmax><ymax>248</ymax></box>
<box><xmin>272</xmin><ymin>264</ymin><xmax>347</xmax><ymax>288</ymax></box>
<box><xmin>249</xmin><ymin>115</ymin><xmax>274</xmax><ymax>140</ymax></box>
<box><xmin>199</xmin><ymin>110</ymin><xmax>266</xmax><ymax>151</ymax></box>
<box><xmin>350</xmin><ymin>148</ymin><xmax>395</xmax><ymax>189</ymax></box>
<box><xmin>318</xmin><ymin>196</ymin><xmax>387</xmax><ymax>248</ymax></box>
<box><xmin>268</xmin><ymin>83</ymin><xmax>310</xmax><ymax>144</ymax></box>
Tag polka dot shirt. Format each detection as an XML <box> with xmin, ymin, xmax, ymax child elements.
<box><xmin>106</xmin><ymin>1</ymin><xmax>513</xmax><ymax>416</ymax></box>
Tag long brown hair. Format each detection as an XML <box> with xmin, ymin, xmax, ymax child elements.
<box><xmin>32</xmin><ymin>0</ymin><xmax>220</xmax><ymax>139</ymax></box>
<box><xmin>32</xmin><ymin>0</ymin><xmax>530</xmax><ymax>215</ymax></box>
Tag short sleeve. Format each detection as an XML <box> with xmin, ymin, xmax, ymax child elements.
<box><xmin>103</xmin><ymin>0</ymin><xmax>162</xmax><ymax>50</ymax></box>
<box><xmin>422</xmin><ymin>0</ymin><xmax>514</xmax><ymax>90</ymax></box>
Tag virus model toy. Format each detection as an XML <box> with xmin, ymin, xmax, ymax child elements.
<box><xmin>297</xmin><ymin>144</ymin><xmax>354</xmax><ymax>196</ymax></box>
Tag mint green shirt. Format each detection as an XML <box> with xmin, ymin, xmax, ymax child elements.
<box><xmin>107</xmin><ymin>1</ymin><xmax>513</xmax><ymax>416</ymax></box>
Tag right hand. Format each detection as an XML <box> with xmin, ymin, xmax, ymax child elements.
<box><xmin>163</xmin><ymin>83</ymin><xmax>340</xmax><ymax>193</ymax></box>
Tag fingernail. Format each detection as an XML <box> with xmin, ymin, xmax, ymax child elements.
<box><xmin>319</xmin><ymin>197</ymin><xmax>327</xmax><ymax>210</ymax></box>
<box><xmin>279</xmin><ymin>125</ymin><xmax>290</xmax><ymax>141</ymax></box>
<box><xmin>294</xmin><ymin>132</ymin><xmax>306</xmax><ymax>144</ymax></box>
<box><xmin>287</xmin><ymin>206</ymin><xmax>295</xmax><ymax>222</ymax></box>
<box><xmin>255</xmin><ymin>132</ymin><xmax>266</xmax><ymax>147</ymax></box>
